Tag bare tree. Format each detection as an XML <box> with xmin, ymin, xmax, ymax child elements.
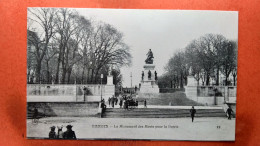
<box><xmin>89</xmin><ymin>23</ymin><xmax>132</xmax><ymax>83</ymax></box>
<box><xmin>53</xmin><ymin>8</ymin><xmax>80</xmax><ymax>83</ymax></box>
<box><xmin>220</xmin><ymin>40</ymin><xmax>237</xmax><ymax>85</ymax></box>
<box><xmin>27</xmin><ymin>8</ymin><xmax>131</xmax><ymax>85</ymax></box>
<box><xmin>165</xmin><ymin>51</ymin><xmax>187</xmax><ymax>88</ymax></box>
<box><xmin>43</xmin><ymin>43</ymin><xmax>58</xmax><ymax>83</ymax></box>
<box><xmin>164</xmin><ymin>34</ymin><xmax>237</xmax><ymax>87</ymax></box>
<box><xmin>27</xmin><ymin>8</ymin><xmax>56</xmax><ymax>83</ymax></box>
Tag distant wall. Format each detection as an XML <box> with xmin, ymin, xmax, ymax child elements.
<box><xmin>185</xmin><ymin>86</ymin><xmax>237</xmax><ymax>105</ymax></box>
<box><xmin>27</xmin><ymin>84</ymin><xmax>115</xmax><ymax>102</ymax></box>
<box><xmin>27</xmin><ymin>84</ymin><xmax>77</xmax><ymax>96</ymax></box>
<box><xmin>27</xmin><ymin>102</ymin><xmax>100</xmax><ymax>117</ymax></box>
<box><xmin>197</xmin><ymin>96</ymin><xmax>225</xmax><ymax>105</ymax></box>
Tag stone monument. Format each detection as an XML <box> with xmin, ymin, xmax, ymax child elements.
<box><xmin>185</xmin><ymin>67</ymin><xmax>198</xmax><ymax>101</ymax></box>
<box><xmin>105</xmin><ymin>66</ymin><xmax>115</xmax><ymax>101</ymax></box>
<box><xmin>107</xmin><ymin>66</ymin><xmax>113</xmax><ymax>85</ymax></box>
<box><xmin>139</xmin><ymin>49</ymin><xmax>159</xmax><ymax>93</ymax></box>
<box><xmin>186</xmin><ymin>67</ymin><xmax>197</xmax><ymax>86</ymax></box>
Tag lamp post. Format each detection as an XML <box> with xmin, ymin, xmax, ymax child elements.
<box><xmin>213</xmin><ymin>86</ymin><xmax>217</xmax><ymax>105</ymax></box>
<box><xmin>130</xmin><ymin>72</ymin><xmax>132</xmax><ymax>88</ymax></box>
<box><xmin>88</xmin><ymin>61</ymin><xmax>92</xmax><ymax>84</ymax></box>
<box><xmin>101</xmin><ymin>74</ymin><xmax>103</xmax><ymax>102</ymax></box>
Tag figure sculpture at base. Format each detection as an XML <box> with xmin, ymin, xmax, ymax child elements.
<box><xmin>142</xmin><ymin>71</ymin><xmax>144</xmax><ymax>81</ymax></box>
<box><xmin>148</xmin><ymin>70</ymin><xmax>151</xmax><ymax>79</ymax></box>
<box><xmin>154</xmin><ymin>71</ymin><xmax>157</xmax><ymax>80</ymax></box>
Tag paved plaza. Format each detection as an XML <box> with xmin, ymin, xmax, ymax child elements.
<box><xmin>27</xmin><ymin>117</ymin><xmax>235</xmax><ymax>141</ymax></box>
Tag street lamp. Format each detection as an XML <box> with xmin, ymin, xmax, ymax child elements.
<box><xmin>100</xmin><ymin>74</ymin><xmax>103</xmax><ymax>102</ymax></box>
<box><xmin>213</xmin><ymin>86</ymin><xmax>217</xmax><ymax>105</ymax></box>
<box><xmin>88</xmin><ymin>61</ymin><xmax>92</xmax><ymax>84</ymax></box>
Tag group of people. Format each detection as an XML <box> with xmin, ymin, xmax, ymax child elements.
<box><xmin>107</xmin><ymin>94</ymin><xmax>147</xmax><ymax>109</ymax></box>
<box><xmin>108</xmin><ymin>96</ymin><xmax>119</xmax><ymax>108</ymax></box>
<box><xmin>190</xmin><ymin>105</ymin><xmax>234</xmax><ymax>122</ymax></box>
<box><xmin>49</xmin><ymin>125</ymin><xmax>77</xmax><ymax>139</ymax></box>
<box><xmin>123</xmin><ymin>89</ymin><xmax>136</xmax><ymax>94</ymax></box>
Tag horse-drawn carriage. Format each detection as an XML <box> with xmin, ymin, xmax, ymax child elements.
<box><xmin>126</xmin><ymin>99</ymin><xmax>138</xmax><ymax>109</ymax></box>
<box><xmin>124</xmin><ymin>99</ymin><xmax>138</xmax><ymax>110</ymax></box>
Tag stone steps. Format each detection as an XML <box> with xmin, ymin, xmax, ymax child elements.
<box><xmin>27</xmin><ymin>102</ymin><xmax>100</xmax><ymax>118</ymax></box>
<box><xmin>27</xmin><ymin>110</ymin><xmax>46</xmax><ymax>119</ymax></box>
<box><xmin>102</xmin><ymin>108</ymin><xmax>227</xmax><ymax>118</ymax></box>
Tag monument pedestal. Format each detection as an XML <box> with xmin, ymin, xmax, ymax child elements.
<box><xmin>185</xmin><ymin>75</ymin><xmax>198</xmax><ymax>101</ymax></box>
<box><xmin>187</xmin><ymin>75</ymin><xmax>197</xmax><ymax>86</ymax></box>
<box><xmin>139</xmin><ymin>64</ymin><xmax>159</xmax><ymax>93</ymax></box>
<box><xmin>103</xmin><ymin>75</ymin><xmax>115</xmax><ymax>101</ymax></box>
<box><xmin>107</xmin><ymin>75</ymin><xmax>113</xmax><ymax>85</ymax></box>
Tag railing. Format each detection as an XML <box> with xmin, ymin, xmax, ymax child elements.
<box><xmin>27</xmin><ymin>84</ymin><xmax>107</xmax><ymax>96</ymax></box>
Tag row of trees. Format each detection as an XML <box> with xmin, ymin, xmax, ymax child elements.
<box><xmin>27</xmin><ymin>8</ymin><xmax>132</xmax><ymax>87</ymax></box>
<box><xmin>158</xmin><ymin>34</ymin><xmax>237</xmax><ymax>88</ymax></box>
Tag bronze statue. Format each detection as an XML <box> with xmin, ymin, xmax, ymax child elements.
<box><xmin>145</xmin><ymin>49</ymin><xmax>154</xmax><ymax>64</ymax></box>
<box><xmin>154</xmin><ymin>71</ymin><xmax>157</xmax><ymax>80</ymax></box>
<box><xmin>148</xmin><ymin>70</ymin><xmax>151</xmax><ymax>79</ymax></box>
<box><xmin>142</xmin><ymin>71</ymin><xmax>144</xmax><ymax>80</ymax></box>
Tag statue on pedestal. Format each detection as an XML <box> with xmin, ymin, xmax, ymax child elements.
<box><xmin>141</xmin><ymin>71</ymin><xmax>144</xmax><ymax>81</ymax></box>
<box><xmin>189</xmin><ymin>66</ymin><xmax>193</xmax><ymax>76</ymax></box>
<box><xmin>154</xmin><ymin>71</ymin><xmax>157</xmax><ymax>80</ymax></box>
<box><xmin>148</xmin><ymin>70</ymin><xmax>151</xmax><ymax>79</ymax></box>
<box><xmin>145</xmin><ymin>49</ymin><xmax>154</xmax><ymax>64</ymax></box>
<box><xmin>108</xmin><ymin>66</ymin><xmax>112</xmax><ymax>76</ymax></box>
<box><xmin>52</xmin><ymin>74</ymin><xmax>55</xmax><ymax>85</ymax></box>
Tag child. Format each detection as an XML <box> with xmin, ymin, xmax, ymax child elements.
<box><xmin>57</xmin><ymin>126</ymin><xmax>64</xmax><ymax>139</ymax></box>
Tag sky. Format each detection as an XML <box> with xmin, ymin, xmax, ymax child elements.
<box><xmin>76</xmin><ymin>9</ymin><xmax>238</xmax><ymax>87</ymax></box>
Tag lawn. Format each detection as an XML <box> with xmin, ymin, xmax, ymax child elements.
<box><xmin>137</xmin><ymin>91</ymin><xmax>203</xmax><ymax>106</ymax></box>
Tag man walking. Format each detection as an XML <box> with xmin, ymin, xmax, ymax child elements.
<box><xmin>190</xmin><ymin>106</ymin><xmax>196</xmax><ymax>122</ymax></box>
<box><xmin>83</xmin><ymin>86</ymin><xmax>87</xmax><ymax>99</ymax></box>
<box><xmin>111</xmin><ymin>96</ymin><xmax>115</xmax><ymax>108</ymax></box>
<box><xmin>226</xmin><ymin>106</ymin><xmax>233</xmax><ymax>120</ymax></box>
<box><xmin>108</xmin><ymin>97</ymin><xmax>111</xmax><ymax>107</ymax></box>
<box><xmin>32</xmin><ymin>106</ymin><xmax>38</xmax><ymax>123</ymax></box>
<box><xmin>144</xmin><ymin>99</ymin><xmax>147</xmax><ymax>108</ymax></box>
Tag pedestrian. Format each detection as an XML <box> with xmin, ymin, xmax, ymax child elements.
<box><xmin>119</xmin><ymin>99</ymin><xmax>123</xmax><ymax>108</ymax></box>
<box><xmin>57</xmin><ymin>126</ymin><xmax>64</xmax><ymax>139</ymax></box>
<box><xmin>32</xmin><ymin>106</ymin><xmax>38</xmax><ymax>123</ymax></box>
<box><xmin>49</xmin><ymin>126</ymin><xmax>56</xmax><ymax>139</ymax></box>
<box><xmin>190</xmin><ymin>106</ymin><xmax>196</xmax><ymax>122</ymax></box>
<box><xmin>125</xmin><ymin>100</ymin><xmax>129</xmax><ymax>110</ymax></box>
<box><xmin>112</xmin><ymin>97</ymin><xmax>114</xmax><ymax>108</ymax></box>
<box><xmin>115</xmin><ymin>97</ymin><xmax>118</xmax><ymax>105</ymax></box>
<box><xmin>83</xmin><ymin>86</ymin><xmax>87</xmax><ymax>99</ymax></box>
<box><xmin>101</xmin><ymin>100</ymin><xmax>106</xmax><ymax>113</ymax></box>
<box><xmin>144</xmin><ymin>99</ymin><xmax>147</xmax><ymax>108</ymax></box>
<box><xmin>123</xmin><ymin>99</ymin><xmax>126</xmax><ymax>109</ymax></box>
<box><xmin>226</xmin><ymin>106</ymin><xmax>233</xmax><ymax>120</ymax></box>
<box><xmin>108</xmin><ymin>97</ymin><xmax>111</xmax><ymax>107</ymax></box>
<box><xmin>63</xmin><ymin>125</ymin><xmax>77</xmax><ymax>139</ymax></box>
<box><xmin>136</xmin><ymin>100</ymin><xmax>138</xmax><ymax>108</ymax></box>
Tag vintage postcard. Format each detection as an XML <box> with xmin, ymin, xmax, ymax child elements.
<box><xmin>27</xmin><ymin>8</ymin><xmax>238</xmax><ymax>141</ymax></box>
